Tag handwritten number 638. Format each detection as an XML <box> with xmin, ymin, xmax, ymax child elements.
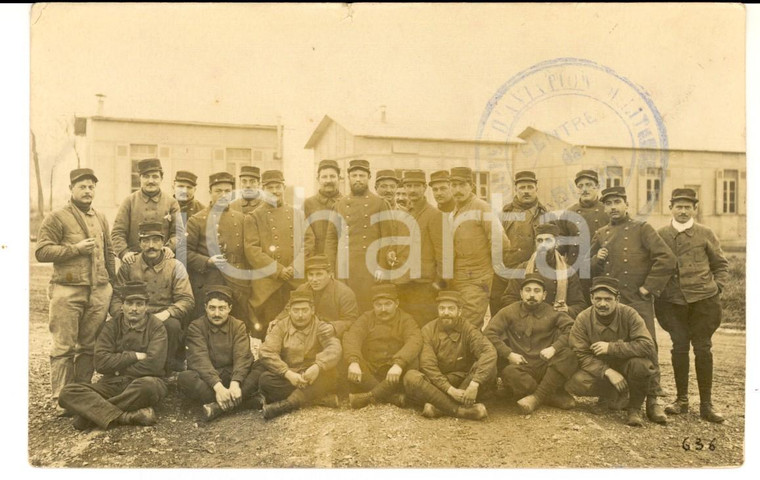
<box><xmin>682</xmin><ymin>437</ymin><xmax>716</xmax><ymax>451</ymax></box>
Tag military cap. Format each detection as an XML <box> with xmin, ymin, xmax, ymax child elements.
<box><xmin>70</xmin><ymin>168</ymin><xmax>98</xmax><ymax>184</ymax></box>
<box><xmin>138</xmin><ymin>158</ymin><xmax>163</xmax><ymax>175</ymax></box>
<box><xmin>240</xmin><ymin>166</ymin><xmax>261</xmax><ymax>179</ymax></box>
<box><xmin>120</xmin><ymin>281</ymin><xmax>149</xmax><ymax>300</ymax></box>
<box><xmin>289</xmin><ymin>288</ymin><xmax>314</xmax><ymax>305</ymax></box>
<box><xmin>589</xmin><ymin>276</ymin><xmax>620</xmax><ymax>296</ymax></box>
<box><xmin>600</xmin><ymin>186</ymin><xmax>627</xmax><ymax>202</ymax></box>
<box><xmin>450</xmin><ymin>167</ymin><xmax>473</xmax><ymax>183</ymax></box>
<box><xmin>514</xmin><ymin>170</ymin><xmax>538</xmax><ymax>184</ymax></box>
<box><xmin>520</xmin><ymin>272</ymin><xmax>546</xmax><ymax>289</ymax></box>
<box><xmin>402</xmin><ymin>169</ymin><xmax>426</xmax><ymax>185</ymax></box>
<box><xmin>535</xmin><ymin>223</ymin><xmax>560</xmax><ymax>237</ymax></box>
<box><xmin>209</xmin><ymin>171</ymin><xmax>235</xmax><ymax>188</ymax></box>
<box><xmin>317</xmin><ymin>159</ymin><xmax>341</xmax><ymax>174</ymax></box>
<box><xmin>305</xmin><ymin>254</ymin><xmax>331</xmax><ymax>272</ymax></box>
<box><xmin>138</xmin><ymin>221</ymin><xmax>164</xmax><ymax>239</ymax></box>
<box><xmin>174</xmin><ymin>170</ymin><xmax>197</xmax><ymax>186</ymax></box>
<box><xmin>376</xmin><ymin>169</ymin><xmax>400</xmax><ymax>184</ymax></box>
<box><xmin>348</xmin><ymin>159</ymin><xmax>371</xmax><ymax>173</ymax></box>
<box><xmin>205</xmin><ymin>285</ymin><xmax>234</xmax><ymax>304</ymax></box>
<box><xmin>372</xmin><ymin>283</ymin><xmax>398</xmax><ymax>301</ymax></box>
<box><xmin>574</xmin><ymin>169</ymin><xmax>599</xmax><ymax>185</ymax></box>
<box><xmin>261</xmin><ymin>170</ymin><xmax>285</xmax><ymax>185</ymax></box>
<box><xmin>670</xmin><ymin>188</ymin><xmax>699</xmax><ymax>204</ymax></box>
<box><xmin>428</xmin><ymin>170</ymin><xmax>451</xmax><ymax>186</ymax></box>
<box><xmin>436</xmin><ymin>290</ymin><xmax>462</xmax><ymax>305</ymax></box>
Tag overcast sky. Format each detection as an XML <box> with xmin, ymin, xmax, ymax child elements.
<box><xmin>30</xmin><ymin>3</ymin><xmax>745</xmax><ymax>198</ymax></box>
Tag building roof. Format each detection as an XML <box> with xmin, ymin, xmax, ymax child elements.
<box><xmin>80</xmin><ymin>115</ymin><xmax>279</xmax><ymax>131</ymax></box>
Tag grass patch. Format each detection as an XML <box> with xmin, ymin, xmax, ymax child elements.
<box><xmin>721</xmin><ymin>255</ymin><xmax>745</xmax><ymax>328</ymax></box>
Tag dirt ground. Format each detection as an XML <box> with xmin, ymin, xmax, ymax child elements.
<box><xmin>28</xmin><ymin>253</ymin><xmax>746</xmax><ymax>468</ymax></box>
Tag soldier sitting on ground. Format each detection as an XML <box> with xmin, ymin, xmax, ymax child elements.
<box><xmin>58</xmin><ymin>281</ymin><xmax>169</xmax><ymax>430</ymax></box>
<box><xmin>403</xmin><ymin>291</ymin><xmax>496</xmax><ymax>420</ymax></box>
<box><xmin>178</xmin><ymin>285</ymin><xmax>262</xmax><ymax>422</ymax></box>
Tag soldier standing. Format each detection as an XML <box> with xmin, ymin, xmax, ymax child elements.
<box><xmin>375</xmin><ymin>169</ymin><xmax>400</xmax><ymax>208</ymax></box>
<box><xmin>230</xmin><ymin>166</ymin><xmax>263</xmax><ymax>215</ymax></box>
<box><xmin>303</xmin><ymin>159</ymin><xmax>343</xmax><ymax>255</ymax></box>
<box><xmin>654</xmin><ymin>188</ymin><xmax>728</xmax><ymax>423</ymax></box>
<box><xmin>429</xmin><ymin>170</ymin><xmax>456</xmax><ymax>213</ymax></box>
<box><xmin>590</xmin><ymin>186</ymin><xmax>676</xmax><ymax>424</ymax></box>
<box><xmin>173</xmin><ymin>170</ymin><xmax>204</xmax><ymax>227</ymax></box>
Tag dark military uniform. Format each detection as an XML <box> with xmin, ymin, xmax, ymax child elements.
<box><xmin>557</xmin><ymin>199</ymin><xmax>609</xmax><ymax>297</ymax></box>
<box><xmin>112</xmin><ymin>190</ymin><xmax>180</xmax><ymax>260</ymax></box>
<box><xmin>303</xmin><ymin>190</ymin><xmax>343</xmax><ymax>255</ymax></box>
<box><xmin>230</xmin><ymin>197</ymin><xmax>263</xmax><ymax>216</ymax></box>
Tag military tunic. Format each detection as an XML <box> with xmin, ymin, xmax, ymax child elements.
<box><xmin>303</xmin><ymin>190</ymin><xmax>343</xmax><ymax>255</ymax></box>
<box><xmin>230</xmin><ymin>197</ymin><xmax>263</xmax><ymax>216</ymax></box>
<box><xmin>112</xmin><ymin>190</ymin><xmax>180</xmax><ymax>259</ymax></box>
<box><xmin>272</xmin><ymin>279</ymin><xmax>359</xmax><ymax>339</ymax></box>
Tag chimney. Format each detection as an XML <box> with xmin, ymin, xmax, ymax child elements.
<box><xmin>380</xmin><ymin>105</ymin><xmax>387</xmax><ymax>123</ymax></box>
<box><xmin>95</xmin><ymin>94</ymin><xmax>106</xmax><ymax>116</ymax></box>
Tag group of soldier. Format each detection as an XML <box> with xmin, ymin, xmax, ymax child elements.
<box><xmin>36</xmin><ymin>155</ymin><xmax>730</xmax><ymax>431</ymax></box>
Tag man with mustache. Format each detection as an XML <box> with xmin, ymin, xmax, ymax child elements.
<box><xmin>256</xmin><ymin>289</ymin><xmax>342</xmax><ymax>419</ymax></box>
<box><xmin>403</xmin><ymin>291</ymin><xmax>496</xmax><ymax>420</ymax></box>
<box><xmin>173</xmin><ymin>170</ymin><xmax>204</xmax><ymax>226</ymax></box>
<box><xmin>230</xmin><ymin>166</ymin><xmax>263</xmax><ymax>216</ymax></box>
<box><xmin>325</xmin><ymin>159</ymin><xmax>394</xmax><ymax>312</ymax></box>
<box><xmin>186</xmin><ymin>172</ymin><xmax>251</xmax><ymax>331</ymax></box>
<box><xmin>429</xmin><ymin>170</ymin><xmax>456</xmax><ymax>213</ymax></box>
<box><xmin>490</xmin><ymin>171</ymin><xmax>548</xmax><ymax>319</ymax></box>
<box><xmin>36</xmin><ymin>168</ymin><xmax>115</xmax><ymax>412</ymax></box>
<box><xmin>58</xmin><ymin>281</ymin><xmax>169</xmax><ymax>430</ymax></box>
<box><xmin>556</xmin><ymin>170</ymin><xmax>610</xmax><ymax>299</ymax></box>
<box><xmin>484</xmin><ymin>273</ymin><xmax>577</xmax><ymax>414</ymax></box>
<box><xmin>109</xmin><ymin>221</ymin><xmax>194</xmax><ymax>374</ymax></box>
<box><xmin>590</xmin><ymin>186</ymin><xmax>676</xmax><ymax>424</ymax></box>
<box><xmin>244</xmin><ymin>170</ymin><xmax>309</xmax><ymax>338</ymax></box>
<box><xmin>303</xmin><ymin>160</ymin><xmax>343</xmax><ymax>255</ymax></box>
<box><xmin>112</xmin><ymin>158</ymin><xmax>180</xmax><ymax>266</ymax></box>
<box><xmin>654</xmin><ymin>188</ymin><xmax>729</xmax><ymax>423</ymax></box>
<box><xmin>499</xmin><ymin>223</ymin><xmax>586</xmax><ymax>317</ymax></box>
<box><xmin>178</xmin><ymin>285</ymin><xmax>261</xmax><ymax>422</ymax></box>
<box><xmin>566</xmin><ymin>277</ymin><xmax>659</xmax><ymax>427</ymax></box>
<box><xmin>375</xmin><ymin>169</ymin><xmax>400</xmax><ymax>209</ymax></box>
<box><xmin>342</xmin><ymin>284</ymin><xmax>422</xmax><ymax>409</ymax></box>
<box><xmin>448</xmin><ymin>166</ymin><xmax>510</xmax><ymax>329</ymax></box>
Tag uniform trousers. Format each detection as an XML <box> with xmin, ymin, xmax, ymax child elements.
<box><xmin>565</xmin><ymin>357</ymin><xmax>656</xmax><ymax>409</ymax></box>
<box><xmin>346</xmin><ymin>360</ymin><xmax>407</xmax><ymax>401</ymax></box>
<box><xmin>499</xmin><ymin>347</ymin><xmax>578</xmax><ymax>400</ymax></box>
<box><xmin>403</xmin><ymin>369</ymin><xmax>493</xmax><ymax>416</ymax></box>
<box><xmin>58</xmin><ymin>375</ymin><xmax>167</xmax><ymax>430</ymax></box>
<box><xmin>625</xmin><ymin>295</ymin><xmax>664</xmax><ymax>396</ymax></box>
<box><xmin>450</xmin><ymin>272</ymin><xmax>493</xmax><ymax>329</ymax></box>
<box><xmin>253</xmin><ymin>362</ymin><xmax>337</xmax><ymax>403</ymax></box>
<box><xmin>162</xmin><ymin>316</ymin><xmax>184</xmax><ymax>373</ymax></box>
<box><xmin>177</xmin><ymin>367</ymin><xmax>260</xmax><ymax>405</ymax></box>
<box><xmin>397</xmin><ymin>282</ymin><xmax>438</xmax><ymax>328</ymax></box>
<box><xmin>48</xmin><ymin>283</ymin><xmax>113</xmax><ymax>400</ymax></box>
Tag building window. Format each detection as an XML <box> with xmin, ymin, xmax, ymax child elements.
<box><xmin>130</xmin><ymin>144</ymin><xmax>158</xmax><ymax>192</ymax></box>
<box><xmin>473</xmin><ymin>171</ymin><xmax>490</xmax><ymax>200</ymax></box>
<box><xmin>225</xmin><ymin>148</ymin><xmax>252</xmax><ymax>176</ymax></box>
<box><xmin>723</xmin><ymin>169</ymin><xmax>738</xmax><ymax>214</ymax></box>
<box><xmin>645</xmin><ymin>167</ymin><xmax>662</xmax><ymax>205</ymax></box>
<box><xmin>604</xmin><ymin>166</ymin><xmax>623</xmax><ymax>188</ymax></box>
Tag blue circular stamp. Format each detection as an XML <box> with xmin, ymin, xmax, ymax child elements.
<box><xmin>476</xmin><ymin>57</ymin><xmax>668</xmax><ymax>214</ymax></box>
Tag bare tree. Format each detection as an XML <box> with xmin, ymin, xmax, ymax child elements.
<box><xmin>31</xmin><ymin>130</ymin><xmax>45</xmax><ymax>218</ymax></box>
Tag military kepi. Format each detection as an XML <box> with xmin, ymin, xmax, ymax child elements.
<box><xmin>261</xmin><ymin>170</ymin><xmax>285</xmax><ymax>185</ymax></box>
<box><xmin>174</xmin><ymin>170</ymin><xmax>197</xmax><ymax>186</ymax></box>
<box><xmin>240</xmin><ymin>166</ymin><xmax>261</xmax><ymax>179</ymax></box>
<box><xmin>305</xmin><ymin>254</ymin><xmax>331</xmax><ymax>272</ymax></box>
<box><xmin>138</xmin><ymin>221</ymin><xmax>164</xmax><ymax>239</ymax></box>
<box><xmin>600</xmin><ymin>186</ymin><xmax>627</xmax><ymax>202</ymax></box>
<box><xmin>205</xmin><ymin>285</ymin><xmax>234</xmax><ymax>304</ymax></box>
<box><xmin>376</xmin><ymin>169</ymin><xmax>400</xmax><ymax>184</ymax></box>
<box><xmin>514</xmin><ymin>171</ymin><xmax>538</xmax><ymax>184</ymax></box>
<box><xmin>372</xmin><ymin>284</ymin><xmax>398</xmax><ymax>301</ymax></box>
<box><xmin>138</xmin><ymin>158</ymin><xmax>162</xmax><ymax>175</ymax></box>
<box><xmin>70</xmin><ymin>168</ymin><xmax>98</xmax><ymax>184</ymax></box>
<box><xmin>536</xmin><ymin>223</ymin><xmax>560</xmax><ymax>236</ymax></box>
<box><xmin>428</xmin><ymin>170</ymin><xmax>450</xmax><ymax>186</ymax></box>
<box><xmin>120</xmin><ymin>281</ymin><xmax>149</xmax><ymax>300</ymax></box>
<box><xmin>575</xmin><ymin>169</ymin><xmax>599</xmax><ymax>185</ymax></box>
<box><xmin>290</xmin><ymin>288</ymin><xmax>314</xmax><ymax>304</ymax></box>
<box><xmin>670</xmin><ymin>188</ymin><xmax>699</xmax><ymax>204</ymax></box>
<box><xmin>402</xmin><ymin>169</ymin><xmax>426</xmax><ymax>185</ymax></box>
<box><xmin>450</xmin><ymin>167</ymin><xmax>473</xmax><ymax>182</ymax></box>
<box><xmin>436</xmin><ymin>290</ymin><xmax>462</xmax><ymax>305</ymax></box>
<box><xmin>589</xmin><ymin>276</ymin><xmax>620</xmax><ymax>296</ymax></box>
<box><xmin>520</xmin><ymin>272</ymin><xmax>546</xmax><ymax>289</ymax></box>
<box><xmin>318</xmin><ymin>159</ymin><xmax>340</xmax><ymax>173</ymax></box>
<box><xmin>209</xmin><ymin>171</ymin><xmax>235</xmax><ymax>187</ymax></box>
<box><xmin>348</xmin><ymin>159</ymin><xmax>371</xmax><ymax>174</ymax></box>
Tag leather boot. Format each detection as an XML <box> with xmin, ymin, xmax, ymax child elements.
<box><xmin>241</xmin><ymin>393</ymin><xmax>265</xmax><ymax>411</ymax></box>
<box><xmin>664</xmin><ymin>395</ymin><xmax>689</xmax><ymax>415</ymax></box>
<box><xmin>646</xmin><ymin>396</ymin><xmax>667</xmax><ymax>424</ymax></box>
<box><xmin>455</xmin><ymin>403</ymin><xmax>488</xmax><ymax>421</ymax></box>
<box><xmin>202</xmin><ymin>402</ymin><xmax>224</xmax><ymax>422</ymax></box>
<box><xmin>700</xmin><ymin>403</ymin><xmax>725</xmax><ymax>423</ymax></box>
<box><xmin>314</xmin><ymin>394</ymin><xmax>340</xmax><ymax>409</ymax></box>
<box><xmin>116</xmin><ymin>407</ymin><xmax>156</xmax><ymax>426</ymax></box>
<box><xmin>348</xmin><ymin>392</ymin><xmax>375</xmax><ymax>409</ymax></box>
<box><xmin>388</xmin><ymin>393</ymin><xmax>406</xmax><ymax>408</ymax></box>
<box><xmin>626</xmin><ymin>408</ymin><xmax>644</xmax><ymax>427</ymax></box>
<box><xmin>545</xmin><ymin>389</ymin><xmax>577</xmax><ymax>410</ymax></box>
<box><xmin>263</xmin><ymin>390</ymin><xmax>305</xmax><ymax>420</ymax></box>
<box><xmin>72</xmin><ymin>415</ymin><xmax>94</xmax><ymax>431</ymax></box>
<box><xmin>670</xmin><ymin>352</ymin><xmax>690</xmax><ymax>402</ymax></box>
<box><xmin>517</xmin><ymin>394</ymin><xmax>541</xmax><ymax>414</ymax></box>
<box><xmin>422</xmin><ymin>403</ymin><xmax>443</xmax><ymax>418</ymax></box>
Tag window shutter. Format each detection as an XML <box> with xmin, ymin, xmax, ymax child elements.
<box><xmin>715</xmin><ymin>169</ymin><xmax>724</xmax><ymax>215</ymax></box>
<box><xmin>738</xmin><ymin>169</ymin><xmax>747</xmax><ymax>215</ymax></box>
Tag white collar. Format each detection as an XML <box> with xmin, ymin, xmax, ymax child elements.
<box><xmin>672</xmin><ymin>218</ymin><xmax>694</xmax><ymax>233</ymax></box>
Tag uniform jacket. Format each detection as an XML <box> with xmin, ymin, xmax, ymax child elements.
<box><xmin>451</xmin><ymin>193</ymin><xmax>509</xmax><ymax>280</ymax></box>
<box><xmin>112</xmin><ymin>190</ymin><xmax>180</xmax><ymax>259</ymax></box>
<box><xmin>94</xmin><ymin>313</ymin><xmax>168</xmax><ymax>378</ymax></box>
<box><xmin>484</xmin><ymin>302</ymin><xmax>574</xmax><ymax>364</ymax></box>
<box><xmin>437</xmin><ymin>198</ymin><xmax>456</xmax><ymax>213</ymax></box>
<box><xmin>185</xmin><ymin>315</ymin><xmax>253</xmax><ymax>388</ymax></box>
<box><xmin>243</xmin><ymin>200</ymin><xmax>308</xmax><ymax>307</ymax></box>
<box><xmin>303</xmin><ymin>190</ymin><xmax>343</xmax><ymax>255</ymax></box>
<box><xmin>260</xmin><ymin>316</ymin><xmax>342</xmax><ymax>375</ymax></box>
<box><xmin>557</xmin><ymin>199</ymin><xmax>610</xmax><ymax>268</ymax></box>
<box><xmin>176</xmin><ymin>198</ymin><xmax>205</xmax><ymax>227</ymax></box>
<box><xmin>657</xmin><ymin>222</ymin><xmax>730</xmax><ymax>304</ymax></box>
<box><xmin>569</xmin><ymin>304</ymin><xmax>656</xmax><ymax>379</ymax></box>
<box><xmin>501</xmin><ymin>199</ymin><xmax>548</xmax><ymax>268</ymax></box>
<box><xmin>35</xmin><ymin>201</ymin><xmax>115</xmax><ymax>286</ymax></box>
<box><xmin>109</xmin><ymin>253</ymin><xmax>195</xmax><ymax>320</ymax></box>
<box><xmin>590</xmin><ymin>215</ymin><xmax>676</xmax><ymax>301</ymax></box>
<box><xmin>393</xmin><ymin>198</ymin><xmax>444</xmax><ymax>284</ymax></box>
<box><xmin>230</xmin><ymin>196</ymin><xmax>263</xmax><ymax>216</ymax></box>
<box><xmin>419</xmin><ymin>317</ymin><xmax>497</xmax><ymax>393</ymax></box>
<box><xmin>343</xmin><ymin>309</ymin><xmax>422</xmax><ymax>373</ymax></box>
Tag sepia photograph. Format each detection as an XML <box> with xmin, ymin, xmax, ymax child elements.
<box><xmin>21</xmin><ymin>3</ymin><xmax>749</xmax><ymax>470</ymax></box>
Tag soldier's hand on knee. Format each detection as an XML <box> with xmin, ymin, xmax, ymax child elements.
<box><xmin>229</xmin><ymin>381</ymin><xmax>242</xmax><ymax>406</ymax></box>
<box><xmin>590</xmin><ymin>342</ymin><xmax>610</xmax><ymax>356</ymax></box>
<box><xmin>285</xmin><ymin>370</ymin><xmax>303</xmax><ymax>388</ymax></box>
<box><xmin>214</xmin><ymin>384</ymin><xmax>234</xmax><ymax>411</ymax></box>
<box><xmin>447</xmin><ymin>386</ymin><xmax>466</xmax><ymax>403</ymax></box>
<box><xmin>508</xmin><ymin>352</ymin><xmax>528</xmax><ymax>365</ymax></box>
<box><xmin>603</xmin><ymin>369</ymin><xmax>628</xmax><ymax>393</ymax></box>
<box><xmin>303</xmin><ymin>364</ymin><xmax>321</xmax><ymax>385</ymax></box>
<box><xmin>386</xmin><ymin>364</ymin><xmax>403</xmax><ymax>385</ymax></box>
<box><xmin>463</xmin><ymin>382</ymin><xmax>479</xmax><ymax>406</ymax></box>
<box><xmin>540</xmin><ymin>346</ymin><xmax>556</xmax><ymax>361</ymax></box>
<box><xmin>347</xmin><ymin>362</ymin><xmax>363</xmax><ymax>383</ymax></box>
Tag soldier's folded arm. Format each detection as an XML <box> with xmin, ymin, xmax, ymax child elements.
<box><xmin>483</xmin><ymin>312</ymin><xmax>513</xmax><ymax>361</ymax></box>
<box><xmin>419</xmin><ymin>332</ymin><xmax>452</xmax><ymax>392</ymax></box>
<box><xmin>185</xmin><ymin>321</ymin><xmax>223</xmax><ymax>387</ymax></box>
<box><xmin>468</xmin><ymin>328</ymin><xmax>498</xmax><ymax>386</ymax></box>
<box><xmin>258</xmin><ymin>323</ymin><xmax>291</xmax><ymax>376</ymax></box>
<box><xmin>94</xmin><ymin>321</ymin><xmax>140</xmax><ymax>374</ymax></box>
<box><xmin>392</xmin><ymin>316</ymin><xmax>423</xmax><ymax>370</ymax></box>
<box><xmin>606</xmin><ymin>315</ymin><xmax>656</xmax><ymax>360</ymax></box>
<box><xmin>550</xmin><ymin>313</ymin><xmax>575</xmax><ymax>351</ymax></box>
<box><xmin>569</xmin><ymin>322</ymin><xmax>608</xmax><ymax>379</ymax></box>
<box><xmin>169</xmin><ymin>262</ymin><xmax>195</xmax><ymax>318</ymax></box>
<box><xmin>315</xmin><ymin>322</ymin><xmax>342</xmax><ymax>371</ymax></box>
<box><xmin>342</xmin><ymin>315</ymin><xmax>370</xmax><ymax>365</ymax></box>
<box><xmin>123</xmin><ymin>322</ymin><xmax>168</xmax><ymax>377</ymax></box>
<box><xmin>34</xmin><ymin>215</ymin><xmax>80</xmax><ymax>262</ymax></box>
